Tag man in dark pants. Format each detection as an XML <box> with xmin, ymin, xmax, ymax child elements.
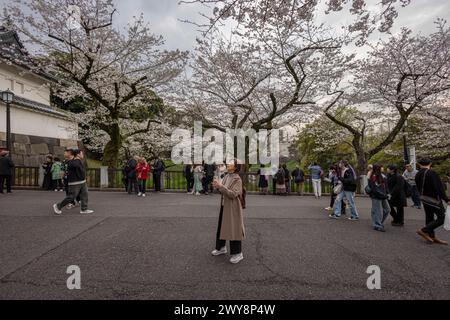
<box><xmin>125</xmin><ymin>156</ymin><xmax>138</xmax><ymax>194</ymax></box>
<box><xmin>202</xmin><ymin>163</ymin><xmax>216</xmax><ymax>195</ymax></box>
<box><xmin>415</xmin><ymin>158</ymin><xmax>450</xmax><ymax>245</ymax></box>
<box><xmin>153</xmin><ymin>156</ymin><xmax>165</xmax><ymax>192</ymax></box>
<box><xmin>184</xmin><ymin>164</ymin><xmax>194</xmax><ymax>193</ymax></box>
<box><xmin>53</xmin><ymin>150</ymin><xmax>94</xmax><ymax>215</ymax></box>
<box><xmin>0</xmin><ymin>150</ymin><xmax>14</xmax><ymax>194</ymax></box>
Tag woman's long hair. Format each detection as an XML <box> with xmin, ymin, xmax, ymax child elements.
<box><xmin>372</xmin><ymin>163</ymin><xmax>383</xmax><ymax>185</ymax></box>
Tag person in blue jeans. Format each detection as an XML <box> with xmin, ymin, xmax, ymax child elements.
<box><xmin>403</xmin><ymin>164</ymin><xmax>421</xmax><ymax>209</ymax></box>
<box><xmin>308</xmin><ymin>163</ymin><xmax>323</xmax><ymax>198</ymax></box>
<box><xmin>330</xmin><ymin>160</ymin><xmax>359</xmax><ymax>221</ymax></box>
<box><xmin>367</xmin><ymin>164</ymin><xmax>391</xmax><ymax>232</ymax></box>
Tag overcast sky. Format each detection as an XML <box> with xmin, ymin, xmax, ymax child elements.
<box><xmin>112</xmin><ymin>0</ymin><xmax>450</xmax><ymax>52</ymax></box>
<box><xmin>1</xmin><ymin>0</ymin><xmax>449</xmax><ymax>52</ymax></box>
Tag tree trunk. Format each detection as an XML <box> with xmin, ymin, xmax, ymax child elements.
<box><xmin>102</xmin><ymin>123</ymin><xmax>122</xmax><ymax>168</ymax></box>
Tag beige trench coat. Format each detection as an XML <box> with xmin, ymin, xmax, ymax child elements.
<box><xmin>218</xmin><ymin>173</ymin><xmax>246</xmax><ymax>241</ymax></box>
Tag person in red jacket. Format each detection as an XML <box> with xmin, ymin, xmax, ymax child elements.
<box><xmin>136</xmin><ymin>157</ymin><xmax>151</xmax><ymax>197</ymax></box>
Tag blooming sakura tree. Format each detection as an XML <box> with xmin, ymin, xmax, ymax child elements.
<box><xmin>324</xmin><ymin>21</ymin><xmax>450</xmax><ymax>174</ymax></box>
<box><xmin>4</xmin><ymin>0</ymin><xmax>188</xmax><ymax>168</ymax></box>
<box><xmin>409</xmin><ymin>95</ymin><xmax>450</xmax><ymax>161</ymax></box>
<box><xmin>181</xmin><ymin>0</ymin><xmax>412</xmax><ymax>45</ymax></box>
<box><xmin>176</xmin><ymin>3</ymin><xmax>354</xmax><ymax>135</ymax></box>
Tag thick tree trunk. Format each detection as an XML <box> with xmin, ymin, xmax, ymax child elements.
<box><xmin>102</xmin><ymin>123</ymin><xmax>122</xmax><ymax>169</ymax></box>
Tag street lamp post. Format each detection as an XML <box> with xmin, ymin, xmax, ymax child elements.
<box><xmin>1</xmin><ymin>89</ymin><xmax>15</xmax><ymax>152</ymax></box>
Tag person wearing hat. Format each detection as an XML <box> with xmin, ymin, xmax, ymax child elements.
<box><xmin>415</xmin><ymin>158</ymin><xmax>450</xmax><ymax>245</ymax></box>
<box><xmin>403</xmin><ymin>163</ymin><xmax>421</xmax><ymax>209</ymax></box>
<box><xmin>0</xmin><ymin>150</ymin><xmax>15</xmax><ymax>194</ymax></box>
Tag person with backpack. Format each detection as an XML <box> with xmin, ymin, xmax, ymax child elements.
<box><xmin>291</xmin><ymin>165</ymin><xmax>305</xmax><ymax>196</ymax></box>
<box><xmin>367</xmin><ymin>163</ymin><xmax>391</xmax><ymax>232</ymax></box>
<box><xmin>275</xmin><ymin>165</ymin><xmax>287</xmax><ymax>195</ymax></box>
<box><xmin>386</xmin><ymin>165</ymin><xmax>407</xmax><ymax>227</ymax></box>
<box><xmin>53</xmin><ymin>149</ymin><xmax>93</xmax><ymax>215</ymax></box>
<box><xmin>415</xmin><ymin>158</ymin><xmax>450</xmax><ymax>245</ymax></box>
<box><xmin>136</xmin><ymin>157</ymin><xmax>151</xmax><ymax>197</ymax></box>
<box><xmin>212</xmin><ymin>160</ymin><xmax>246</xmax><ymax>264</ymax></box>
<box><xmin>329</xmin><ymin>160</ymin><xmax>359</xmax><ymax>221</ymax></box>
<box><xmin>308</xmin><ymin>163</ymin><xmax>323</xmax><ymax>199</ymax></box>
<box><xmin>51</xmin><ymin>157</ymin><xmax>64</xmax><ymax>192</ymax></box>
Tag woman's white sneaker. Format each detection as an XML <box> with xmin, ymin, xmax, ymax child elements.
<box><xmin>230</xmin><ymin>253</ymin><xmax>244</xmax><ymax>264</ymax></box>
<box><xmin>211</xmin><ymin>247</ymin><xmax>227</xmax><ymax>256</ymax></box>
<box><xmin>53</xmin><ymin>204</ymin><xmax>62</xmax><ymax>215</ymax></box>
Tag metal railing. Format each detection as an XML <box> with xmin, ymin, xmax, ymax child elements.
<box><xmin>13</xmin><ymin>166</ymin><xmax>336</xmax><ymax>193</ymax></box>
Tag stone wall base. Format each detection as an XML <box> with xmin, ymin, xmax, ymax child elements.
<box><xmin>0</xmin><ymin>132</ymin><xmax>80</xmax><ymax>166</ymax></box>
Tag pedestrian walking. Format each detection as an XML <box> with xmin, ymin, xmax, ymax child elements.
<box><xmin>212</xmin><ymin>160</ymin><xmax>246</xmax><ymax>264</ymax></box>
<box><xmin>367</xmin><ymin>164</ymin><xmax>390</xmax><ymax>232</ymax></box>
<box><xmin>415</xmin><ymin>158</ymin><xmax>450</xmax><ymax>245</ymax></box>
<box><xmin>0</xmin><ymin>150</ymin><xmax>14</xmax><ymax>194</ymax></box>
<box><xmin>387</xmin><ymin>165</ymin><xmax>407</xmax><ymax>227</ymax></box>
<box><xmin>308</xmin><ymin>163</ymin><xmax>323</xmax><ymax>199</ymax></box>
<box><xmin>403</xmin><ymin>163</ymin><xmax>421</xmax><ymax>209</ymax></box>
<box><xmin>53</xmin><ymin>150</ymin><xmax>94</xmax><ymax>215</ymax></box>
<box><xmin>329</xmin><ymin>160</ymin><xmax>359</xmax><ymax>221</ymax></box>
<box><xmin>136</xmin><ymin>157</ymin><xmax>151</xmax><ymax>197</ymax></box>
<box><xmin>51</xmin><ymin>157</ymin><xmax>64</xmax><ymax>191</ymax></box>
<box><xmin>291</xmin><ymin>165</ymin><xmax>305</xmax><ymax>196</ymax></box>
<box><xmin>325</xmin><ymin>165</ymin><xmax>345</xmax><ymax>213</ymax></box>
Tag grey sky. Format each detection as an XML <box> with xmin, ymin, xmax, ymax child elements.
<box><xmin>1</xmin><ymin>0</ymin><xmax>449</xmax><ymax>52</ymax></box>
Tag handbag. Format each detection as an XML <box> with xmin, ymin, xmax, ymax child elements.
<box><xmin>444</xmin><ymin>206</ymin><xmax>450</xmax><ymax>231</ymax></box>
<box><xmin>333</xmin><ymin>182</ymin><xmax>343</xmax><ymax>195</ymax></box>
<box><xmin>420</xmin><ymin>170</ymin><xmax>442</xmax><ymax>208</ymax></box>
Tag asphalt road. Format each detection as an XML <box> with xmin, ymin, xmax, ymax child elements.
<box><xmin>0</xmin><ymin>190</ymin><xmax>449</xmax><ymax>300</ymax></box>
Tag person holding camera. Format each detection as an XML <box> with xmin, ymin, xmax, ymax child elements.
<box><xmin>53</xmin><ymin>149</ymin><xmax>94</xmax><ymax>215</ymax></box>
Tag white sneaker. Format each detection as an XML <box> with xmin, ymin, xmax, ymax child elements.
<box><xmin>325</xmin><ymin>207</ymin><xmax>333</xmax><ymax>211</ymax></box>
<box><xmin>230</xmin><ymin>253</ymin><xmax>244</xmax><ymax>264</ymax></box>
<box><xmin>195</xmin><ymin>192</ymin><xmax>200</xmax><ymax>196</ymax></box>
<box><xmin>142</xmin><ymin>194</ymin><xmax>146</xmax><ymax>197</ymax></box>
<box><xmin>138</xmin><ymin>192</ymin><xmax>142</xmax><ymax>197</ymax></box>
<box><xmin>80</xmin><ymin>209</ymin><xmax>94</xmax><ymax>214</ymax></box>
<box><xmin>54</xmin><ymin>189</ymin><xmax>58</xmax><ymax>192</ymax></box>
<box><xmin>53</xmin><ymin>204</ymin><xmax>62</xmax><ymax>215</ymax></box>
<box><xmin>211</xmin><ymin>247</ymin><xmax>227</xmax><ymax>256</ymax></box>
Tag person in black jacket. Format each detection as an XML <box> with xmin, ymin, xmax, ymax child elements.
<box><xmin>330</xmin><ymin>160</ymin><xmax>359</xmax><ymax>220</ymax></box>
<box><xmin>387</xmin><ymin>165</ymin><xmax>407</xmax><ymax>227</ymax></box>
<box><xmin>368</xmin><ymin>164</ymin><xmax>390</xmax><ymax>232</ymax></box>
<box><xmin>0</xmin><ymin>150</ymin><xmax>15</xmax><ymax>194</ymax></box>
<box><xmin>184</xmin><ymin>164</ymin><xmax>194</xmax><ymax>193</ymax></box>
<box><xmin>291</xmin><ymin>165</ymin><xmax>305</xmax><ymax>196</ymax></box>
<box><xmin>153</xmin><ymin>156</ymin><xmax>165</xmax><ymax>192</ymax></box>
<box><xmin>53</xmin><ymin>149</ymin><xmax>94</xmax><ymax>215</ymax></box>
<box><xmin>415</xmin><ymin>158</ymin><xmax>450</xmax><ymax>245</ymax></box>
<box><xmin>125</xmin><ymin>156</ymin><xmax>139</xmax><ymax>195</ymax></box>
<box><xmin>42</xmin><ymin>156</ymin><xmax>54</xmax><ymax>190</ymax></box>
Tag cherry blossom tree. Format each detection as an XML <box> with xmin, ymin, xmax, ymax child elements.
<box><xmin>3</xmin><ymin>0</ymin><xmax>188</xmax><ymax>168</ymax></box>
<box><xmin>324</xmin><ymin>21</ymin><xmax>450</xmax><ymax>174</ymax></box>
<box><xmin>181</xmin><ymin>0</ymin><xmax>412</xmax><ymax>45</ymax></box>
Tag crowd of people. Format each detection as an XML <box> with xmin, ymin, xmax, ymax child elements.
<box><xmin>2</xmin><ymin>146</ymin><xmax>450</xmax><ymax>264</ymax></box>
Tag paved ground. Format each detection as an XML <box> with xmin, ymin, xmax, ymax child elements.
<box><xmin>0</xmin><ymin>190</ymin><xmax>449</xmax><ymax>300</ymax></box>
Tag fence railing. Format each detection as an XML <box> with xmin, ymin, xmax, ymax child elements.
<box><xmin>13</xmin><ymin>166</ymin><xmax>339</xmax><ymax>194</ymax></box>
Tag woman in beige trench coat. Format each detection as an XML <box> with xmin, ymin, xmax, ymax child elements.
<box><xmin>211</xmin><ymin>161</ymin><xmax>246</xmax><ymax>264</ymax></box>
